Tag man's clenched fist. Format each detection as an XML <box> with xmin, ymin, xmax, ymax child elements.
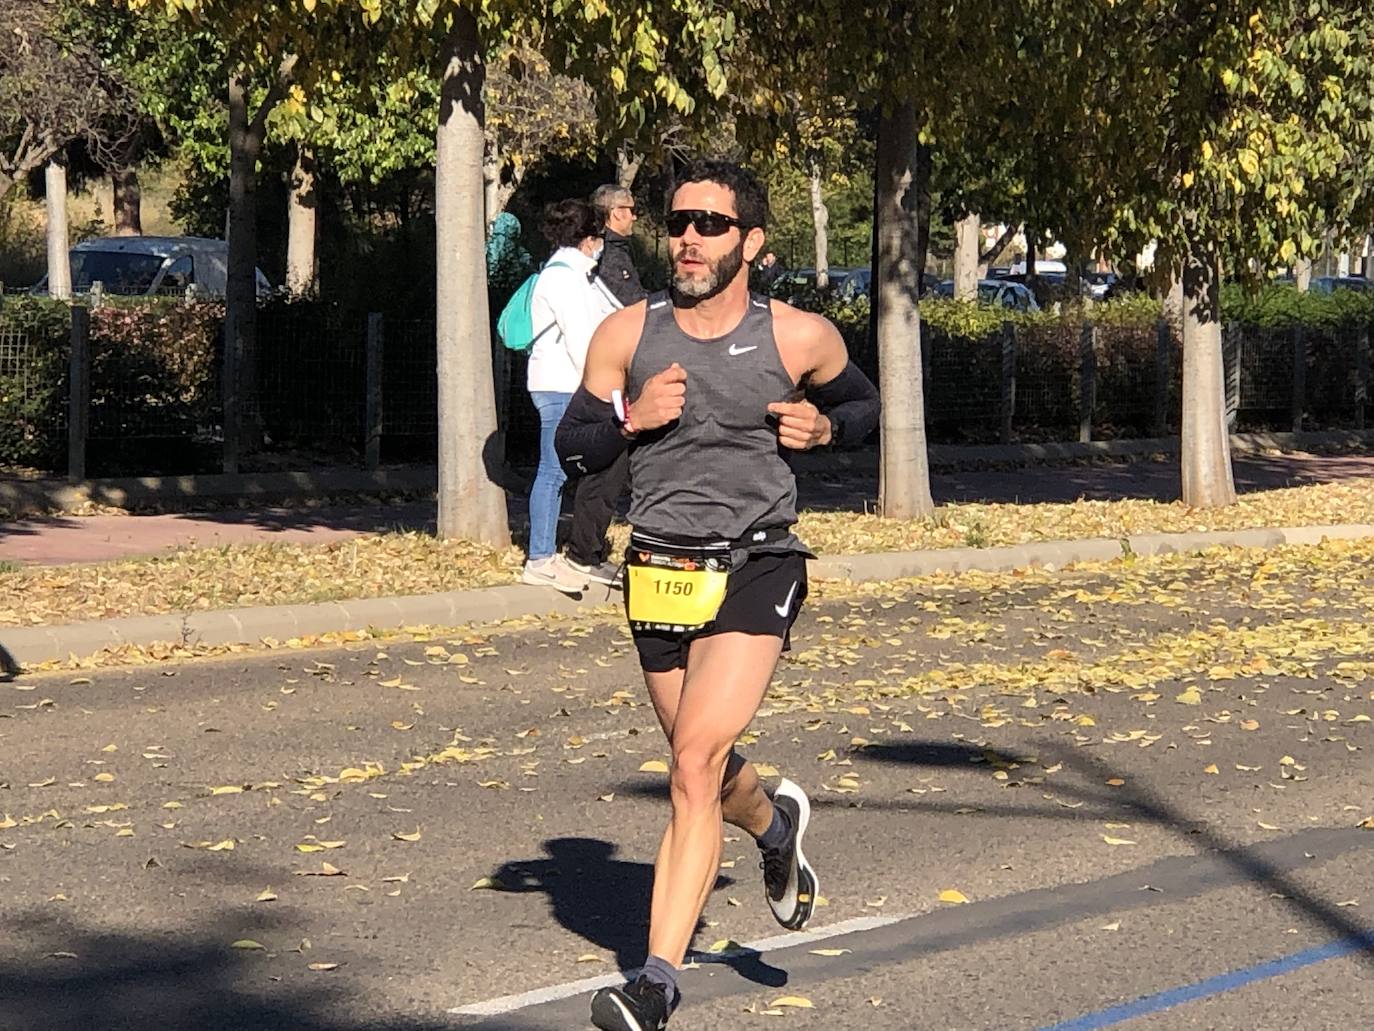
<box><xmin>631</xmin><ymin>363</ymin><xmax>687</xmax><ymax>432</ymax></box>
<box><xmin>767</xmin><ymin>399</ymin><xmax>832</xmax><ymax>450</ymax></box>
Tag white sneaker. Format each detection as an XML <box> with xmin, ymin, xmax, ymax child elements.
<box><xmin>521</xmin><ymin>554</ymin><xmax>588</xmax><ymax>595</ymax></box>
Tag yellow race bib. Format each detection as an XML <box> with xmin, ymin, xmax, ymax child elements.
<box><xmin>625</xmin><ymin>534</ymin><xmax>733</xmax><ymax>632</ymax></box>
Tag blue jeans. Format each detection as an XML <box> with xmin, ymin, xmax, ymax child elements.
<box><xmin>527</xmin><ymin>390</ymin><xmax>572</xmax><ymax>561</ymax></box>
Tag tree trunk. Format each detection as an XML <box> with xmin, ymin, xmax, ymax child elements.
<box><xmin>44</xmin><ymin>160</ymin><xmax>71</xmax><ymax>300</ymax></box>
<box><xmin>1294</xmin><ymin>257</ymin><xmax>1312</xmax><ymax>292</ymax></box>
<box><xmin>1180</xmin><ymin>232</ymin><xmax>1236</xmax><ymax>508</ymax></box>
<box><xmin>1164</xmin><ymin>273</ymin><xmax>1184</xmax><ymax>328</ymax></box>
<box><xmin>1024</xmin><ymin>229</ymin><xmax>1038</xmax><ymax>293</ymax></box>
<box><xmin>286</xmin><ymin>143</ymin><xmax>318</xmax><ymax>296</ymax></box>
<box><xmin>436</xmin><ymin>8</ymin><xmax>510</xmax><ymax>546</ymax></box>
<box><xmin>809</xmin><ymin>163</ymin><xmax>830</xmax><ymax>289</ymax></box>
<box><xmin>615</xmin><ymin>144</ymin><xmax>643</xmax><ymax>189</ymax></box>
<box><xmin>953</xmin><ymin>212</ymin><xmax>980</xmax><ymax>300</ymax></box>
<box><xmin>111</xmin><ymin>167</ymin><xmax>142</xmax><ymax>236</ymax></box>
<box><xmin>874</xmin><ymin>102</ymin><xmax>934</xmax><ymax>520</ymax></box>
<box><xmin>1063</xmin><ymin>246</ymin><xmax>1082</xmax><ymax>300</ymax></box>
<box><xmin>224</xmin><ymin>69</ymin><xmax>264</xmax><ymax>471</ymax></box>
<box><xmin>914</xmin><ymin>142</ymin><xmax>932</xmax><ymax>291</ymax></box>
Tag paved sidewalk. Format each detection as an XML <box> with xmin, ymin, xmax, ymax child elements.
<box><xmin>1</xmin><ymin>450</ymin><xmax>1372</xmax><ymax>567</ymax></box>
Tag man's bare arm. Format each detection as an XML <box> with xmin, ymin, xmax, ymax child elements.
<box><xmin>768</xmin><ymin>304</ymin><xmax>879</xmax><ymax>450</ymax></box>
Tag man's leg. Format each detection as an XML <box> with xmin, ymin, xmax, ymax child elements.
<box><xmin>567</xmin><ymin>450</ymin><xmax>630</xmax><ymax>573</ymax></box>
<box><xmin>646</xmin><ymin>631</ymin><xmax>784</xmax><ymax>966</ymax></box>
<box><xmin>643</xmin><ymin>669</ymin><xmax>773</xmax><ymax>839</ymax></box>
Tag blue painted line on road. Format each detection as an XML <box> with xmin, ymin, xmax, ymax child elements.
<box><xmin>1040</xmin><ymin>930</ymin><xmax>1374</xmax><ymax>1031</ymax></box>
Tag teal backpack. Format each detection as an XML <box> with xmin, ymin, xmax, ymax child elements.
<box><xmin>497</xmin><ymin>260</ymin><xmax>570</xmax><ymax>353</ymax></box>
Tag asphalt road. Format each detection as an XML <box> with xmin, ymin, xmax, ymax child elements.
<box><xmin>2</xmin><ymin>538</ymin><xmax>1372</xmax><ymax>1030</ymax></box>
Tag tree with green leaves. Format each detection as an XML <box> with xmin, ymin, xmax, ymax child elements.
<box><xmin>1074</xmin><ymin>1</ymin><xmax>1374</xmax><ymax>507</ymax></box>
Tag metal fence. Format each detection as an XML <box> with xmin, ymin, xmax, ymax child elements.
<box><xmin>2</xmin><ymin>303</ymin><xmax>1371</xmax><ymax>479</ymax></box>
<box><xmin>0</xmin><ymin>322</ymin><xmax>67</xmax><ymax>470</ymax></box>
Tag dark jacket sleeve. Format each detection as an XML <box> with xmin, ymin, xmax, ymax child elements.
<box><xmin>596</xmin><ymin>232</ymin><xmax>647</xmax><ymax>306</ymax></box>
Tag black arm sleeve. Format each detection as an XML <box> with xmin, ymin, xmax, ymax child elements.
<box><xmin>807</xmin><ymin>361</ymin><xmax>880</xmax><ymax>446</ymax></box>
<box><xmin>555</xmin><ymin>386</ymin><xmax>631</xmax><ymax>476</ymax></box>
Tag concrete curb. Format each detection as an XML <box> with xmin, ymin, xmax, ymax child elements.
<box><xmin>3</xmin><ymin>523</ymin><xmax>1372</xmax><ymax>669</ymax></box>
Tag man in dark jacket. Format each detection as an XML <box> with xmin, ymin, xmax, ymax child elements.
<box><xmin>591</xmin><ymin>184</ymin><xmax>646</xmax><ymax>305</ymax></box>
<box><xmin>564</xmin><ymin>185</ymin><xmax>647</xmax><ymax>587</ymax></box>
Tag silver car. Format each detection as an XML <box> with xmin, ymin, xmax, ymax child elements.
<box><xmin>33</xmin><ymin>236</ymin><xmax>271</xmax><ymax>298</ymax></box>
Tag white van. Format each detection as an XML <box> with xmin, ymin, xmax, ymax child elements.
<box><xmin>1007</xmin><ymin>258</ymin><xmax>1068</xmax><ymax>276</ymax></box>
<box><xmin>32</xmin><ymin>236</ymin><xmax>272</xmax><ymax>298</ymax></box>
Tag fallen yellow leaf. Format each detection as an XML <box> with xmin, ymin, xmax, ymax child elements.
<box><xmin>938</xmin><ymin>889</ymin><xmax>970</xmax><ymax>904</ymax></box>
<box><xmin>1102</xmin><ymin>835</ymin><xmax>1137</xmax><ymax>846</ymax></box>
<box><xmin>769</xmin><ymin>996</ymin><xmax>814</xmax><ymax>1009</ymax></box>
<box><xmin>230</xmin><ymin>939</ymin><xmax>265</xmax><ymax>951</ymax></box>
<box><xmin>638</xmin><ymin>759</ymin><xmax>669</xmax><ymax>774</ymax></box>
<box><xmin>391</xmin><ymin>829</ymin><xmax>422</xmax><ymax>843</ymax></box>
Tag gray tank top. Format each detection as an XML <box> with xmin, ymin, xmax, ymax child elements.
<box><xmin>626</xmin><ymin>291</ymin><xmax>800</xmax><ymax>542</ymax></box>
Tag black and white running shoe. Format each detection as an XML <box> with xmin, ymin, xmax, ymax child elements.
<box><xmin>761</xmin><ymin>777</ymin><xmax>818</xmax><ymax>930</ymax></box>
<box><xmin>590</xmin><ymin>976</ymin><xmax>674</xmax><ymax>1031</ymax></box>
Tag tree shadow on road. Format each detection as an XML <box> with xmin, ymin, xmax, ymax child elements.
<box><xmin>0</xmin><ymin>909</ymin><xmax>451</xmax><ymax>1031</ymax></box>
<box><xmin>860</xmin><ymin>737</ymin><xmax>1374</xmax><ymax>970</ymax></box>
<box><xmin>616</xmin><ymin>734</ymin><xmax>1374</xmax><ymax>972</ymax></box>
<box><xmin>484</xmin><ymin>837</ymin><xmax>787</xmax><ymax>988</ymax></box>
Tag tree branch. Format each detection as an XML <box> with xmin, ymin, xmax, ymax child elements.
<box><xmin>979</xmin><ymin>223</ymin><xmax>1019</xmax><ymax>265</ymax></box>
<box><xmin>248</xmin><ymin>53</ymin><xmax>298</xmax><ymax>140</ymax></box>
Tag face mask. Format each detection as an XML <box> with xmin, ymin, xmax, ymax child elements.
<box><xmin>591</xmin><ymin>245</ymin><xmax>604</xmax><ymax>261</ymax></box>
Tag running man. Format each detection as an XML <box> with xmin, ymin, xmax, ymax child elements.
<box><xmin>555</xmin><ymin>159</ymin><xmax>879</xmax><ymax>1031</ymax></box>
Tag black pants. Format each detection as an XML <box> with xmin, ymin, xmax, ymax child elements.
<box><xmin>567</xmin><ymin>450</ymin><xmax>630</xmax><ymax>566</ymax></box>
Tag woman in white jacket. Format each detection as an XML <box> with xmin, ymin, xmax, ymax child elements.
<box><xmin>522</xmin><ymin>199</ymin><xmax>620</xmax><ymax>592</ymax></box>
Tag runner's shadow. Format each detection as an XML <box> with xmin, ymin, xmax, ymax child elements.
<box><xmin>0</xmin><ymin>642</ymin><xmax>20</xmax><ymax>681</ymax></box>
<box><xmin>487</xmin><ymin>838</ymin><xmax>786</xmax><ymax>987</ymax></box>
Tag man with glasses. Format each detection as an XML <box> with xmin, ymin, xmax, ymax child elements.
<box><xmin>591</xmin><ymin>184</ymin><xmax>646</xmax><ymax>306</ymax></box>
<box><xmin>557</xmin><ymin>160</ymin><xmax>880</xmax><ymax>1031</ymax></box>
<box><xmin>565</xmin><ymin>185</ymin><xmax>650</xmax><ymax>589</ymax></box>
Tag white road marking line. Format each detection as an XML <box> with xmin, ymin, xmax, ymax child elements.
<box><xmin>446</xmin><ymin>911</ymin><xmax>910</xmax><ymax>1017</ymax></box>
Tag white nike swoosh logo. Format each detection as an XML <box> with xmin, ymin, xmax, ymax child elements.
<box><xmin>775</xmin><ymin>581</ymin><xmax>798</xmax><ymax>618</ymax></box>
<box><xmin>728</xmin><ymin>343</ymin><xmax>758</xmax><ymax>356</ymax></box>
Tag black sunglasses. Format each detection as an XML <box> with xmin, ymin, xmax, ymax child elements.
<box><xmin>666</xmin><ymin>209</ymin><xmax>750</xmax><ymax>237</ymax></box>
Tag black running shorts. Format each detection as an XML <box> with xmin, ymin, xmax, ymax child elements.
<box><xmin>624</xmin><ymin>551</ymin><xmax>809</xmax><ymax>673</ymax></box>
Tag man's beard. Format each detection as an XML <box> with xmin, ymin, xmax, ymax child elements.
<box><xmin>671</xmin><ymin>239</ymin><xmax>745</xmax><ymax>301</ymax></box>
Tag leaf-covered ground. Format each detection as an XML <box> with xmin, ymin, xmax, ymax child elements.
<box><xmin>1</xmin><ymin>537</ymin><xmax>1371</xmax><ymax>1027</ymax></box>
<box><xmin>3</xmin><ymin>476</ymin><xmax>1373</xmax><ymax>629</ymax></box>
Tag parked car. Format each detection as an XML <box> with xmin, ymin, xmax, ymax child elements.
<box><xmin>1008</xmin><ymin>258</ymin><xmax>1068</xmax><ymax>277</ymax></box>
<box><xmin>837</xmin><ymin>267</ymin><xmax>871</xmax><ymax>299</ymax></box>
<box><xmin>31</xmin><ymin>236</ymin><xmax>272</xmax><ymax>298</ymax></box>
<box><xmin>1084</xmin><ymin>270</ymin><xmax>1118</xmax><ymax>300</ymax></box>
<box><xmin>835</xmin><ymin>267</ymin><xmax>941</xmax><ymax>300</ymax></box>
<box><xmin>779</xmin><ymin>266</ymin><xmax>852</xmax><ymax>290</ymax></box>
<box><xmin>931</xmin><ymin>278</ymin><xmax>1040</xmax><ymax>312</ymax></box>
<box><xmin>1310</xmin><ymin>275</ymin><xmax>1373</xmax><ymax>294</ymax></box>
